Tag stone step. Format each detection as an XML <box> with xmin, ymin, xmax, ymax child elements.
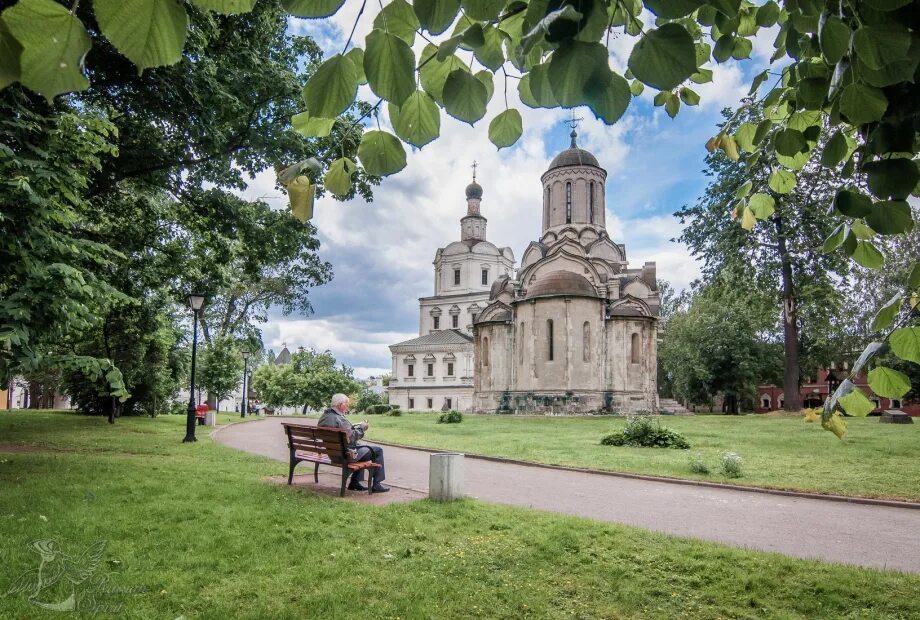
<box><xmin>659</xmin><ymin>398</ymin><xmax>692</xmax><ymax>415</ymax></box>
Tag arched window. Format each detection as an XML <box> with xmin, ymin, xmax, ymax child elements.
<box><xmin>544</xmin><ymin>187</ymin><xmax>551</xmax><ymax>229</ymax></box>
<box><xmin>761</xmin><ymin>395</ymin><xmax>771</xmax><ymax>409</ymax></box>
<box><xmin>630</xmin><ymin>333</ymin><xmax>640</xmax><ymax>364</ymax></box>
<box><xmin>519</xmin><ymin>322</ymin><xmax>525</xmax><ymax>364</ymax></box>
<box><xmin>565</xmin><ymin>182</ymin><xmax>572</xmax><ymax>224</ymax></box>
<box><xmin>892</xmin><ymin>399</ymin><xmax>902</xmax><ymax>409</ymax></box>
<box><xmin>547</xmin><ymin>319</ymin><xmax>554</xmax><ymax>361</ymax></box>
<box><xmin>583</xmin><ymin>322</ymin><xmax>591</xmax><ymax>363</ymax></box>
<box><xmin>588</xmin><ymin>181</ymin><xmax>595</xmax><ymax>223</ymax></box>
<box><xmin>482</xmin><ymin>337</ymin><xmax>489</xmax><ymax>367</ymax></box>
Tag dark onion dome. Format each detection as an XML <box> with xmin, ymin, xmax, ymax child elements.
<box><xmin>465</xmin><ymin>180</ymin><xmax>483</xmax><ymax>199</ymax></box>
<box><xmin>548</xmin><ymin>129</ymin><xmax>600</xmax><ymax>170</ymax></box>
<box><xmin>525</xmin><ymin>270</ymin><xmax>598</xmax><ymax>300</ymax></box>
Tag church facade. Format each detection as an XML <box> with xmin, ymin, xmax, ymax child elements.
<box><xmin>388</xmin><ymin>177</ymin><xmax>515</xmax><ymax>411</ymax></box>
<box><xmin>471</xmin><ymin>131</ymin><xmax>660</xmax><ymax>414</ymax></box>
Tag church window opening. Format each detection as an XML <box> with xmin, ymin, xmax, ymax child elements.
<box><xmin>583</xmin><ymin>322</ymin><xmax>591</xmax><ymax>363</ymax></box>
<box><xmin>433</xmin><ymin>316</ymin><xmax>440</xmax><ymax>330</ymax></box>
<box><xmin>447</xmin><ymin>362</ymin><xmax>454</xmax><ymax>376</ymax></box>
<box><xmin>427</xmin><ymin>398</ymin><xmax>433</xmax><ymax>409</ymax></box>
<box><xmin>408</xmin><ymin>398</ymin><xmax>414</xmax><ymax>409</ymax></box>
<box><xmin>482</xmin><ymin>269</ymin><xmax>489</xmax><ymax>285</ymax></box>
<box><xmin>483</xmin><ymin>337</ymin><xmax>490</xmax><ymax>366</ymax></box>
<box><xmin>452</xmin><ymin>315</ymin><xmax>459</xmax><ymax>328</ymax></box>
<box><xmin>565</xmin><ymin>183</ymin><xmax>572</xmax><ymax>224</ymax></box>
<box><xmin>427</xmin><ymin>363</ymin><xmax>434</xmax><ymax>377</ymax></box>
<box><xmin>761</xmin><ymin>395</ymin><xmax>771</xmax><ymax>409</ymax></box>
<box><xmin>445</xmin><ymin>397</ymin><xmax>452</xmax><ymax>409</ymax></box>
<box><xmin>547</xmin><ymin>319</ymin><xmax>554</xmax><ymax>361</ymax></box>
<box><xmin>589</xmin><ymin>182</ymin><xmax>595</xmax><ymax>223</ymax></box>
<box><xmin>520</xmin><ymin>322</ymin><xmax>525</xmax><ymax>363</ymax></box>
<box><xmin>407</xmin><ymin>364</ymin><xmax>414</xmax><ymax>377</ymax></box>
<box><xmin>630</xmin><ymin>333</ymin><xmax>640</xmax><ymax>364</ymax></box>
<box><xmin>454</xmin><ymin>268</ymin><xmax>461</xmax><ymax>285</ymax></box>
<box><xmin>892</xmin><ymin>399</ymin><xmax>902</xmax><ymax>409</ymax></box>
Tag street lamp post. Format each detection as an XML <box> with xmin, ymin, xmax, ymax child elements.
<box><xmin>241</xmin><ymin>349</ymin><xmax>251</xmax><ymax>418</ymax></box>
<box><xmin>183</xmin><ymin>294</ymin><xmax>205</xmax><ymax>443</ymax></box>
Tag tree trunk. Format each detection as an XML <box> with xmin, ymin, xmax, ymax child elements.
<box><xmin>774</xmin><ymin>210</ymin><xmax>802</xmax><ymax>412</ymax></box>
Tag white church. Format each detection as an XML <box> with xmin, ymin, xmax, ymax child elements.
<box><xmin>388</xmin><ymin>130</ymin><xmax>660</xmax><ymax>413</ymax></box>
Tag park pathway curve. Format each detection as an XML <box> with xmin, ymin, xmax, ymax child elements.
<box><xmin>214</xmin><ymin>417</ymin><xmax>920</xmax><ymax>574</ymax></box>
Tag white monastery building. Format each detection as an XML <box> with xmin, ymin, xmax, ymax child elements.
<box><xmin>389</xmin><ymin>130</ymin><xmax>661</xmax><ymax>414</ymax></box>
<box><xmin>387</xmin><ymin>171</ymin><xmax>515</xmax><ymax>411</ymax></box>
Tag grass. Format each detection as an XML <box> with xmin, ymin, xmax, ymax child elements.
<box><xmin>358</xmin><ymin>413</ymin><xmax>920</xmax><ymax>502</ymax></box>
<box><xmin>2</xmin><ymin>410</ymin><xmax>920</xmax><ymax>619</ymax></box>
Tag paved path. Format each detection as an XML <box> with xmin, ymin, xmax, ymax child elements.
<box><xmin>214</xmin><ymin>417</ymin><xmax>920</xmax><ymax>574</ymax></box>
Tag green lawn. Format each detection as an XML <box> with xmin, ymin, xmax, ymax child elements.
<box><xmin>359</xmin><ymin>413</ymin><xmax>920</xmax><ymax>502</ymax></box>
<box><xmin>2</xmin><ymin>411</ymin><xmax>919</xmax><ymax>619</ymax></box>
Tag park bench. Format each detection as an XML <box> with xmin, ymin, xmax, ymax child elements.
<box><xmin>281</xmin><ymin>423</ymin><xmax>381</xmax><ymax>496</ymax></box>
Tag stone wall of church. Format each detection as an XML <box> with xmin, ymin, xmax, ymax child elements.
<box><xmin>605</xmin><ymin>317</ymin><xmax>658</xmax><ymax>412</ymax></box>
<box><xmin>473</xmin><ymin>322</ymin><xmax>512</xmax><ymax>397</ymax></box>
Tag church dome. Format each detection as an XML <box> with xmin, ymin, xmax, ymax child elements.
<box><xmin>465</xmin><ymin>180</ymin><xmax>483</xmax><ymax>199</ymax></box>
<box><xmin>548</xmin><ymin>130</ymin><xmax>600</xmax><ymax>170</ymax></box>
<box><xmin>525</xmin><ymin>270</ymin><xmax>598</xmax><ymax>300</ymax></box>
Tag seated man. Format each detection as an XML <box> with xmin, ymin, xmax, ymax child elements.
<box><xmin>317</xmin><ymin>393</ymin><xmax>389</xmax><ymax>493</ymax></box>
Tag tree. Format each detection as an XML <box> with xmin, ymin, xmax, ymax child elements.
<box><xmin>353</xmin><ymin>388</ymin><xmax>384</xmax><ymax>413</ymax></box>
<box><xmin>677</xmin><ymin>104</ymin><xmax>851</xmax><ymax>411</ymax></box>
<box><xmin>198</xmin><ymin>336</ymin><xmax>245</xmax><ymax>406</ymax></box>
<box><xmin>251</xmin><ymin>348</ymin><xmax>361</xmax><ymax>413</ymax></box>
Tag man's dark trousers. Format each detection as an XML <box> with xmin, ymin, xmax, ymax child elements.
<box><xmin>350</xmin><ymin>446</ymin><xmax>386</xmax><ymax>486</ymax></box>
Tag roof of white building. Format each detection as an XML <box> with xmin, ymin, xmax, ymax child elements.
<box><xmin>390</xmin><ymin>329</ymin><xmax>473</xmax><ymax>348</ymax></box>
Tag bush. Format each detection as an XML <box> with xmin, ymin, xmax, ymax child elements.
<box><xmin>688</xmin><ymin>453</ymin><xmax>710</xmax><ymax>475</ymax></box>
<box><xmin>437</xmin><ymin>410</ymin><xmax>463</xmax><ymax>424</ymax></box>
<box><xmin>720</xmin><ymin>452</ymin><xmax>743</xmax><ymax>478</ymax></box>
<box><xmin>366</xmin><ymin>404</ymin><xmax>391</xmax><ymax>415</ymax></box>
<box><xmin>601</xmin><ymin>415</ymin><xmax>690</xmax><ymax>449</ymax></box>
<box><xmin>388</xmin><ymin>408</ymin><xmax>402</xmax><ymax>417</ymax></box>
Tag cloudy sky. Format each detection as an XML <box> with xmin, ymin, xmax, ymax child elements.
<box><xmin>241</xmin><ymin>6</ymin><xmax>777</xmax><ymax>378</ymax></box>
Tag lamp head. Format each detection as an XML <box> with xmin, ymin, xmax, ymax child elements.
<box><xmin>241</xmin><ymin>349</ymin><xmax>251</xmax><ymax>360</ymax></box>
<box><xmin>187</xmin><ymin>294</ymin><xmax>205</xmax><ymax>312</ymax></box>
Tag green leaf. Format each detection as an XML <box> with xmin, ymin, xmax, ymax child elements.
<box><xmin>734</xmin><ymin>123</ymin><xmax>756</xmax><ymax>152</ymax></box>
<box><xmin>442</xmin><ymin>69</ymin><xmax>488</xmax><ymax>124</ymax></box>
<box><xmin>740</xmin><ymin>206</ymin><xmax>756</xmax><ymax>230</ymax></box>
<box><xmin>910</xmin><ymin>263</ymin><xmax>920</xmax><ymax>290</ymax></box>
<box><xmin>357</xmin><ymin>130</ymin><xmax>407</xmax><ymax>176</ymax></box>
<box><xmin>587</xmin><ymin>71</ymin><xmax>631</xmax><ymax>124</ymax></box>
<box><xmin>864</xmin><ymin>159</ymin><xmax>920</xmax><ymax>201</ymax></box>
<box><xmin>819</xmin><ymin>14</ymin><xmax>849</xmax><ymax>65</ymax></box>
<box><xmin>713</xmin><ymin>35</ymin><xmax>734</xmax><ymax>63</ymax></box>
<box><xmin>773</xmin><ymin>128</ymin><xmax>807</xmax><ymax>157</ymax></box>
<box><xmin>473</xmin><ymin>25</ymin><xmax>504</xmax><ymax>70</ymax></box>
<box><xmin>629</xmin><ymin>80</ymin><xmax>644</xmax><ymax>96</ymax></box>
<box><xmin>488</xmin><ymin>108</ymin><xmax>523</xmax><ymax>149</ymax></box>
<box><xmin>833</xmin><ymin>189</ymin><xmax>872</xmax><ymax>218</ymax></box>
<box><xmin>645</xmin><ymin>0</ymin><xmax>704</xmax><ymax>19</ymax></box>
<box><xmin>548</xmin><ymin>40</ymin><xmax>610</xmax><ymax>107</ymax></box>
<box><xmin>413</xmin><ymin>0</ymin><xmax>460</xmax><ymax>35</ymax></box>
<box><xmin>691</xmin><ymin>67</ymin><xmax>713</xmax><ymax>84</ymax></box>
<box><xmin>627</xmin><ymin>23</ymin><xmax>697</xmax><ymax>91</ymax></box>
<box><xmin>461</xmin><ymin>0</ymin><xmax>501</xmax><ymax>21</ymax></box>
<box><xmin>748</xmin><ymin>193</ymin><xmax>775</xmax><ymax>219</ymax></box>
<box><xmin>851</xmin><ymin>241</ymin><xmax>884</xmax><ymax>269</ymax></box>
<box><xmin>418</xmin><ymin>43</ymin><xmax>467</xmax><ymax>103</ymax></box>
<box><xmin>0</xmin><ymin>19</ymin><xmax>22</xmax><ymax>89</ymax></box>
<box><xmin>865</xmin><ymin>200</ymin><xmax>914</xmax><ymax>235</ymax></box>
<box><xmin>438</xmin><ymin>33</ymin><xmax>463</xmax><ymax>59</ymax></box>
<box><xmin>365</xmin><ymin>29</ymin><xmax>415</xmax><ymax>106</ymax></box>
<box><xmin>838</xmin><ymin>389</ymin><xmax>875</xmax><ymax>417</ymax></box>
<box><xmin>868</xmin><ymin>367</ymin><xmax>911</xmax><ymax>399</ymax></box>
<box><xmin>872</xmin><ymin>294</ymin><xmax>902</xmax><ymax>332</ymax></box>
<box><xmin>891</xmin><ymin>327</ymin><xmax>920</xmax><ymax>364</ymax></box>
<box><xmin>302</xmin><ymin>53</ymin><xmax>358</xmax><ymax>118</ymax></box>
<box><xmin>324</xmin><ymin>157</ymin><xmax>356</xmax><ymax>197</ymax></box>
<box><xmin>389</xmin><ymin>90</ymin><xmax>440</xmax><ymax>147</ymax></box>
<box><xmin>475</xmin><ymin>70</ymin><xmax>494</xmax><ymax>102</ymax></box>
<box><xmin>821</xmin><ymin>130</ymin><xmax>849</xmax><ymax>167</ymax></box>
<box><xmin>373</xmin><ymin>0</ymin><xmax>420</xmax><ymax>45</ymax></box>
<box><xmin>840</xmin><ymin>84</ymin><xmax>888</xmax><ymax>125</ymax></box>
<box><xmin>286</xmin><ymin>175</ymin><xmax>315</xmax><ymax>222</ymax></box>
<box><xmin>851</xmin><ymin>221</ymin><xmax>875</xmax><ymax>240</ymax></box>
<box><xmin>753</xmin><ymin>119</ymin><xmax>772</xmax><ymax>146</ymax></box>
<box><xmin>345</xmin><ymin>47</ymin><xmax>366</xmax><ymax>84</ymax></box>
<box><xmin>863</xmin><ymin>0</ymin><xmax>912</xmax><ymax>8</ymax></box>
<box><xmin>768</xmin><ymin>169</ymin><xmax>796</xmax><ymax>194</ymax></box>
<box><xmin>755</xmin><ymin>1</ymin><xmax>779</xmax><ymax>27</ymax></box>
<box><xmin>748</xmin><ymin>69</ymin><xmax>768</xmax><ymax>95</ymax></box>
<box><xmin>731</xmin><ymin>37</ymin><xmax>753</xmax><ymax>60</ymax></box>
<box><xmin>709</xmin><ymin>0</ymin><xmax>740</xmax><ymax>17</ymax></box>
<box><xmin>664</xmin><ymin>92</ymin><xmax>680</xmax><ymax>118</ymax></box>
<box><xmin>3</xmin><ymin>0</ymin><xmax>91</xmax><ymax>99</ymax></box>
<box><xmin>519</xmin><ymin>5</ymin><xmax>582</xmax><ymax>56</ymax></box>
<box><xmin>679</xmin><ymin>87</ymin><xmax>700</xmax><ymax>106</ymax></box>
<box><xmin>282</xmin><ymin>0</ymin><xmax>345</xmax><ymax>17</ymax></box>
<box><xmin>822</xmin><ymin>223</ymin><xmax>848</xmax><ymax>253</ymax></box>
<box><xmin>853</xmin><ymin>24</ymin><xmax>911</xmax><ymax>71</ymax></box>
<box><xmin>292</xmin><ymin>112</ymin><xmax>335</xmax><ymax>138</ymax></box>
<box><xmin>734</xmin><ymin>180</ymin><xmax>752</xmax><ymax>199</ymax></box>
<box><xmin>190</xmin><ymin>0</ymin><xmax>255</xmax><ymax>13</ymax></box>
<box><xmin>518</xmin><ymin>62</ymin><xmax>557</xmax><ymax>108</ymax></box>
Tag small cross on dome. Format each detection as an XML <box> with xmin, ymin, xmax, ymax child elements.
<box><xmin>471</xmin><ymin>160</ymin><xmax>478</xmax><ymax>182</ymax></box>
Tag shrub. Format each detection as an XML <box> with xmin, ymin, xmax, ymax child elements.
<box><xmin>388</xmin><ymin>408</ymin><xmax>402</xmax><ymax>417</ymax></box>
<box><xmin>601</xmin><ymin>415</ymin><xmax>690</xmax><ymax>449</ymax></box>
<box><xmin>720</xmin><ymin>452</ymin><xmax>743</xmax><ymax>478</ymax></box>
<box><xmin>688</xmin><ymin>453</ymin><xmax>710</xmax><ymax>475</ymax></box>
<box><xmin>437</xmin><ymin>410</ymin><xmax>463</xmax><ymax>424</ymax></box>
<box><xmin>366</xmin><ymin>404</ymin><xmax>391</xmax><ymax>415</ymax></box>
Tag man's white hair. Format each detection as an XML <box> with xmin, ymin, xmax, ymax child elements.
<box><xmin>331</xmin><ymin>393</ymin><xmax>349</xmax><ymax>408</ymax></box>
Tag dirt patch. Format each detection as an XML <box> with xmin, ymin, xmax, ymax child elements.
<box><xmin>0</xmin><ymin>443</ymin><xmax>77</xmax><ymax>454</ymax></box>
<box><xmin>265</xmin><ymin>473</ymin><xmax>425</xmax><ymax>505</ymax></box>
